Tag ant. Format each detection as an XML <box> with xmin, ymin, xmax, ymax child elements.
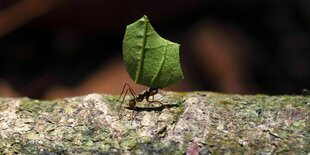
<box><xmin>117</xmin><ymin>83</ymin><xmax>167</xmax><ymax>121</ymax></box>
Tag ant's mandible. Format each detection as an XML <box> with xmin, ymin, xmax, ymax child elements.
<box><xmin>117</xmin><ymin>83</ymin><xmax>166</xmax><ymax>120</ymax></box>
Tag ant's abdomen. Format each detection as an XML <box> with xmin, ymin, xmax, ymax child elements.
<box><xmin>129</xmin><ymin>100</ymin><xmax>136</xmax><ymax>109</ymax></box>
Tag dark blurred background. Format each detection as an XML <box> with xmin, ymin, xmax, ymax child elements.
<box><xmin>0</xmin><ymin>0</ymin><xmax>309</xmax><ymax>99</ymax></box>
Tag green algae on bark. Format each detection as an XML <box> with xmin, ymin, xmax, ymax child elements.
<box><xmin>0</xmin><ymin>92</ymin><xmax>309</xmax><ymax>154</ymax></box>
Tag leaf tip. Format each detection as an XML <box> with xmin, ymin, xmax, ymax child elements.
<box><xmin>142</xmin><ymin>15</ymin><xmax>149</xmax><ymax>22</ymax></box>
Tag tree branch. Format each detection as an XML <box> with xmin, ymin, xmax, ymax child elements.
<box><xmin>0</xmin><ymin>92</ymin><xmax>309</xmax><ymax>154</ymax></box>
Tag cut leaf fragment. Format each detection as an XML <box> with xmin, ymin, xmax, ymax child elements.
<box><xmin>122</xmin><ymin>15</ymin><xmax>184</xmax><ymax>88</ymax></box>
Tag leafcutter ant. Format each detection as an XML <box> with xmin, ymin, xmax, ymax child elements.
<box><xmin>117</xmin><ymin>83</ymin><xmax>167</xmax><ymax>121</ymax></box>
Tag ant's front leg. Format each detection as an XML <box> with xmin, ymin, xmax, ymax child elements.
<box><xmin>146</xmin><ymin>89</ymin><xmax>165</xmax><ymax>106</ymax></box>
<box><xmin>153</xmin><ymin>89</ymin><xmax>166</xmax><ymax>101</ymax></box>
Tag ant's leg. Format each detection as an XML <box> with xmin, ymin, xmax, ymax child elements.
<box><xmin>118</xmin><ymin>83</ymin><xmax>132</xmax><ymax>115</ymax></box>
<box><xmin>124</xmin><ymin>85</ymin><xmax>138</xmax><ymax>122</ymax></box>
<box><xmin>146</xmin><ymin>95</ymin><xmax>155</xmax><ymax>107</ymax></box>
<box><xmin>131</xmin><ymin>106</ymin><xmax>139</xmax><ymax>124</ymax></box>
<box><xmin>127</xmin><ymin>87</ymin><xmax>138</xmax><ymax>110</ymax></box>
<box><xmin>118</xmin><ymin>83</ymin><xmax>127</xmax><ymax>101</ymax></box>
<box><xmin>158</xmin><ymin>89</ymin><xmax>166</xmax><ymax>96</ymax></box>
<box><xmin>118</xmin><ymin>83</ymin><xmax>137</xmax><ymax>114</ymax></box>
<box><xmin>128</xmin><ymin>88</ymin><xmax>137</xmax><ymax>101</ymax></box>
<box><xmin>157</xmin><ymin>89</ymin><xmax>166</xmax><ymax>100</ymax></box>
<box><xmin>146</xmin><ymin>90</ymin><xmax>165</xmax><ymax>107</ymax></box>
<box><xmin>127</xmin><ymin>85</ymin><xmax>138</xmax><ymax>99</ymax></box>
<box><xmin>146</xmin><ymin>101</ymin><xmax>152</xmax><ymax>107</ymax></box>
<box><xmin>118</xmin><ymin>83</ymin><xmax>132</xmax><ymax>100</ymax></box>
<box><xmin>149</xmin><ymin>89</ymin><xmax>166</xmax><ymax>102</ymax></box>
<box><xmin>118</xmin><ymin>88</ymin><xmax>129</xmax><ymax>115</ymax></box>
<box><xmin>120</xmin><ymin>82</ymin><xmax>138</xmax><ymax>102</ymax></box>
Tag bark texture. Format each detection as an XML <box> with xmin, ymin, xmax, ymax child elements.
<box><xmin>0</xmin><ymin>92</ymin><xmax>309</xmax><ymax>154</ymax></box>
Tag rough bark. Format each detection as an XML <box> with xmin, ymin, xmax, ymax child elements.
<box><xmin>0</xmin><ymin>92</ymin><xmax>309</xmax><ymax>154</ymax></box>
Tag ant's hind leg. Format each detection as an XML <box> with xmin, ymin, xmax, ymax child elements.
<box><xmin>118</xmin><ymin>83</ymin><xmax>133</xmax><ymax>100</ymax></box>
<box><xmin>118</xmin><ymin>88</ymin><xmax>129</xmax><ymax>116</ymax></box>
<box><xmin>118</xmin><ymin>83</ymin><xmax>137</xmax><ymax>115</ymax></box>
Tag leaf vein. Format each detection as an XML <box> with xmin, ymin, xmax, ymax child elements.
<box><xmin>150</xmin><ymin>40</ymin><xmax>169</xmax><ymax>86</ymax></box>
<box><xmin>135</xmin><ymin>17</ymin><xmax>148</xmax><ymax>83</ymax></box>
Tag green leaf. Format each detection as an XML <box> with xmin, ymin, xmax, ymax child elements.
<box><xmin>122</xmin><ymin>15</ymin><xmax>184</xmax><ymax>88</ymax></box>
